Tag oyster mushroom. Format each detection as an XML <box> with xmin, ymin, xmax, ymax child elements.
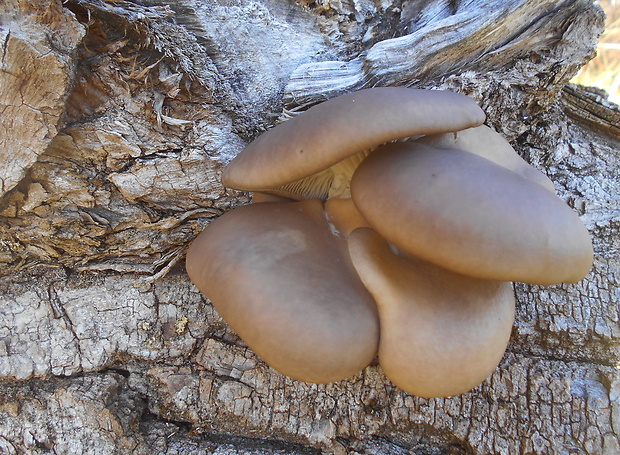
<box><xmin>222</xmin><ymin>87</ymin><xmax>486</xmax><ymax>201</ymax></box>
<box><xmin>348</xmin><ymin>227</ymin><xmax>515</xmax><ymax>398</ymax></box>
<box><xmin>185</xmin><ymin>199</ymin><xmax>379</xmax><ymax>383</ymax></box>
<box><xmin>350</xmin><ymin>141</ymin><xmax>593</xmax><ymax>285</ymax></box>
<box><xmin>186</xmin><ymin>86</ymin><xmax>592</xmax><ymax>396</ymax></box>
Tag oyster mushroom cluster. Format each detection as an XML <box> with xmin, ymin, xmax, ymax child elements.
<box><xmin>186</xmin><ymin>87</ymin><xmax>593</xmax><ymax>398</ymax></box>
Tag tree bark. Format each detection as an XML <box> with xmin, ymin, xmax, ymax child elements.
<box><xmin>1</xmin><ymin>0</ymin><xmax>618</xmax><ymax>454</ymax></box>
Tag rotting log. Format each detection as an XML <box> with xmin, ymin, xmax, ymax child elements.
<box><xmin>0</xmin><ymin>0</ymin><xmax>618</xmax><ymax>454</ymax></box>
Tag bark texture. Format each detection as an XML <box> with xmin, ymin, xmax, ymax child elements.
<box><xmin>1</xmin><ymin>0</ymin><xmax>618</xmax><ymax>454</ymax></box>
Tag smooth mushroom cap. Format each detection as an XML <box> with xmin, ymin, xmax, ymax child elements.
<box><xmin>348</xmin><ymin>228</ymin><xmax>515</xmax><ymax>398</ymax></box>
<box><xmin>415</xmin><ymin>125</ymin><xmax>556</xmax><ymax>192</ymax></box>
<box><xmin>350</xmin><ymin>142</ymin><xmax>593</xmax><ymax>285</ymax></box>
<box><xmin>185</xmin><ymin>199</ymin><xmax>379</xmax><ymax>383</ymax></box>
<box><xmin>222</xmin><ymin>87</ymin><xmax>486</xmax><ymax>196</ymax></box>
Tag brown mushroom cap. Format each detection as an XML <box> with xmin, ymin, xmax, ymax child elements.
<box><xmin>348</xmin><ymin>228</ymin><xmax>515</xmax><ymax>398</ymax></box>
<box><xmin>415</xmin><ymin>125</ymin><xmax>556</xmax><ymax>192</ymax></box>
<box><xmin>350</xmin><ymin>142</ymin><xmax>593</xmax><ymax>285</ymax></box>
<box><xmin>222</xmin><ymin>88</ymin><xmax>486</xmax><ymax>198</ymax></box>
<box><xmin>185</xmin><ymin>199</ymin><xmax>379</xmax><ymax>383</ymax></box>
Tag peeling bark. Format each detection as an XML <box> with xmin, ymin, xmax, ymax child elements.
<box><xmin>0</xmin><ymin>0</ymin><xmax>618</xmax><ymax>454</ymax></box>
<box><xmin>0</xmin><ymin>0</ymin><xmax>84</xmax><ymax>198</ymax></box>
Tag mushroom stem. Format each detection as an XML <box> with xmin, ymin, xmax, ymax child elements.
<box><xmin>324</xmin><ymin>197</ymin><xmax>371</xmax><ymax>237</ymax></box>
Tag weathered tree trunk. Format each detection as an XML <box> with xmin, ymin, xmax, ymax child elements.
<box><xmin>1</xmin><ymin>0</ymin><xmax>618</xmax><ymax>453</ymax></box>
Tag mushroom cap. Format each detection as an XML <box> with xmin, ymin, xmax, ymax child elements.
<box><xmin>185</xmin><ymin>199</ymin><xmax>379</xmax><ymax>383</ymax></box>
<box><xmin>348</xmin><ymin>228</ymin><xmax>515</xmax><ymax>398</ymax></box>
<box><xmin>222</xmin><ymin>87</ymin><xmax>486</xmax><ymax>194</ymax></box>
<box><xmin>350</xmin><ymin>142</ymin><xmax>593</xmax><ymax>285</ymax></box>
<box><xmin>415</xmin><ymin>125</ymin><xmax>556</xmax><ymax>192</ymax></box>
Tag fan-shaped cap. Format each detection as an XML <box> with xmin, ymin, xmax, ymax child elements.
<box><xmin>348</xmin><ymin>228</ymin><xmax>515</xmax><ymax>398</ymax></box>
<box><xmin>222</xmin><ymin>87</ymin><xmax>486</xmax><ymax>199</ymax></box>
<box><xmin>186</xmin><ymin>199</ymin><xmax>379</xmax><ymax>383</ymax></box>
<box><xmin>350</xmin><ymin>142</ymin><xmax>593</xmax><ymax>285</ymax></box>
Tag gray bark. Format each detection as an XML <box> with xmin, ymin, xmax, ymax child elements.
<box><xmin>1</xmin><ymin>0</ymin><xmax>618</xmax><ymax>454</ymax></box>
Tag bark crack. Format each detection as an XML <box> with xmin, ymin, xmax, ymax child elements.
<box><xmin>1</xmin><ymin>30</ymin><xmax>10</xmax><ymax>65</ymax></box>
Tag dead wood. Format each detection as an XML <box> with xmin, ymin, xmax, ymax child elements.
<box><xmin>0</xmin><ymin>1</ymin><xmax>618</xmax><ymax>454</ymax></box>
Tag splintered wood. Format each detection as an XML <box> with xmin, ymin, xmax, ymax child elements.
<box><xmin>0</xmin><ymin>0</ymin><xmax>617</xmax><ymax>454</ymax></box>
